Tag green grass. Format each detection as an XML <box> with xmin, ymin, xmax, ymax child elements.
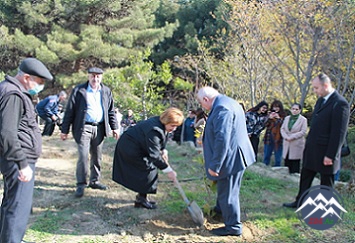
<box><xmin>162</xmin><ymin>136</ymin><xmax>355</xmax><ymax>242</ymax></box>
<box><xmin>22</xmin><ymin>128</ymin><xmax>355</xmax><ymax>242</ymax></box>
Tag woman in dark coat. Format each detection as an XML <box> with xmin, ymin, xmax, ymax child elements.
<box><xmin>112</xmin><ymin>107</ymin><xmax>184</xmax><ymax>209</ymax></box>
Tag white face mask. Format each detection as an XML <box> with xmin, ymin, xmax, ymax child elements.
<box><xmin>28</xmin><ymin>82</ymin><xmax>44</xmax><ymax>95</ymax></box>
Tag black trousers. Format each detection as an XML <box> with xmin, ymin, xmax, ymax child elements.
<box><xmin>249</xmin><ymin>134</ymin><xmax>260</xmax><ymax>160</ymax></box>
<box><xmin>0</xmin><ymin>162</ymin><xmax>35</xmax><ymax>243</ymax></box>
<box><xmin>41</xmin><ymin>115</ymin><xmax>55</xmax><ymax>136</ymax></box>
<box><xmin>295</xmin><ymin>167</ymin><xmax>334</xmax><ymax>202</ymax></box>
<box><xmin>284</xmin><ymin>153</ymin><xmax>300</xmax><ymax>174</ymax></box>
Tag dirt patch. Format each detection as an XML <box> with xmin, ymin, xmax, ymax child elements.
<box><xmin>9</xmin><ymin>133</ymin><xmax>350</xmax><ymax>242</ymax></box>
<box><xmin>15</xmin><ymin>134</ymin><xmax>276</xmax><ymax>242</ymax></box>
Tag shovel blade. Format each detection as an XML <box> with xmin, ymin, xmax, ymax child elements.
<box><xmin>187</xmin><ymin>201</ymin><xmax>204</xmax><ymax>226</ymax></box>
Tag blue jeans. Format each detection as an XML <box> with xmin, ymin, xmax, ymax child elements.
<box><xmin>263</xmin><ymin>139</ymin><xmax>282</xmax><ymax>166</ymax></box>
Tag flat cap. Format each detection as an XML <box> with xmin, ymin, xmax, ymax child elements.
<box><xmin>19</xmin><ymin>58</ymin><xmax>53</xmax><ymax>81</ymax></box>
<box><xmin>88</xmin><ymin>67</ymin><xmax>104</xmax><ymax>74</ymax></box>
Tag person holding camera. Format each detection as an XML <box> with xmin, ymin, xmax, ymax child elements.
<box><xmin>263</xmin><ymin>100</ymin><xmax>286</xmax><ymax>167</ymax></box>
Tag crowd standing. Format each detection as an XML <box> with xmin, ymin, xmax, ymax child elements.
<box><xmin>0</xmin><ymin>57</ymin><xmax>351</xmax><ymax>242</ymax></box>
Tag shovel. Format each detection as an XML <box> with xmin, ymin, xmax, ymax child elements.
<box><xmin>174</xmin><ymin>178</ymin><xmax>204</xmax><ymax>226</ymax></box>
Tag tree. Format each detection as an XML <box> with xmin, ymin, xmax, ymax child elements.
<box><xmin>0</xmin><ymin>0</ymin><xmax>178</xmax><ymax>93</ymax></box>
<box><xmin>152</xmin><ymin>0</ymin><xmax>231</xmax><ymax>64</ymax></box>
<box><xmin>261</xmin><ymin>0</ymin><xmax>355</xmax><ymax>109</ymax></box>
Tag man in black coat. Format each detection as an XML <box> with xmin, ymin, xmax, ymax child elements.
<box><xmin>283</xmin><ymin>73</ymin><xmax>350</xmax><ymax>208</ymax></box>
<box><xmin>61</xmin><ymin>67</ymin><xmax>120</xmax><ymax>198</ymax></box>
<box><xmin>0</xmin><ymin>57</ymin><xmax>53</xmax><ymax>242</ymax></box>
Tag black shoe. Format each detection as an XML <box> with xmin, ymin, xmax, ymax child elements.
<box><xmin>88</xmin><ymin>182</ymin><xmax>107</xmax><ymax>190</ymax></box>
<box><xmin>134</xmin><ymin>196</ymin><xmax>157</xmax><ymax>209</ymax></box>
<box><xmin>210</xmin><ymin>226</ymin><xmax>241</xmax><ymax>236</ymax></box>
<box><xmin>75</xmin><ymin>187</ymin><xmax>85</xmax><ymax>198</ymax></box>
<box><xmin>135</xmin><ymin>195</ymin><xmax>156</xmax><ymax>205</ymax></box>
<box><xmin>283</xmin><ymin>201</ymin><xmax>298</xmax><ymax>208</ymax></box>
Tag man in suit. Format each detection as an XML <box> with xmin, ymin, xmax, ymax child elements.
<box><xmin>197</xmin><ymin>87</ymin><xmax>255</xmax><ymax>236</ymax></box>
<box><xmin>283</xmin><ymin>73</ymin><xmax>350</xmax><ymax>208</ymax></box>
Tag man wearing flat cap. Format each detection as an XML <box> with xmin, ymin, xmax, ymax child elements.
<box><xmin>0</xmin><ymin>57</ymin><xmax>52</xmax><ymax>242</ymax></box>
<box><xmin>61</xmin><ymin>67</ymin><xmax>120</xmax><ymax>198</ymax></box>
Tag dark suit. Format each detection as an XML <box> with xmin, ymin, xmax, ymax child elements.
<box><xmin>203</xmin><ymin>95</ymin><xmax>255</xmax><ymax>234</ymax></box>
<box><xmin>296</xmin><ymin>90</ymin><xmax>349</xmax><ymax>201</ymax></box>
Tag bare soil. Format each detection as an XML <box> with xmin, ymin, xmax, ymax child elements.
<box><xmin>17</xmin><ymin>131</ymin><xmax>350</xmax><ymax>242</ymax></box>
<box><xmin>18</xmin><ymin>133</ymin><xmax>271</xmax><ymax>243</ymax></box>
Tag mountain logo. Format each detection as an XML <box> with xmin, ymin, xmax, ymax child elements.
<box><xmin>295</xmin><ymin>185</ymin><xmax>347</xmax><ymax>230</ymax></box>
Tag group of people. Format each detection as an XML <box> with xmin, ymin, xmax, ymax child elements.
<box><xmin>0</xmin><ymin>56</ymin><xmax>350</xmax><ymax>242</ymax></box>
<box><xmin>245</xmin><ymin>99</ymin><xmax>308</xmax><ymax>174</ymax></box>
<box><xmin>172</xmin><ymin>108</ymin><xmax>208</xmax><ymax>148</ymax></box>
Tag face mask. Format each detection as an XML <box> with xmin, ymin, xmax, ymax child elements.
<box><xmin>28</xmin><ymin>83</ymin><xmax>44</xmax><ymax>95</ymax></box>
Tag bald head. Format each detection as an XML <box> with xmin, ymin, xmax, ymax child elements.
<box><xmin>312</xmin><ymin>73</ymin><xmax>334</xmax><ymax>98</ymax></box>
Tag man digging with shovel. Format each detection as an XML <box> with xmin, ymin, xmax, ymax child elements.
<box><xmin>197</xmin><ymin>87</ymin><xmax>255</xmax><ymax>236</ymax></box>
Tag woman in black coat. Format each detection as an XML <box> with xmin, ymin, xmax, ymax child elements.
<box><xmin>112</xmin><ymin>107</ymin><xmax>184</xmax><ymax>209</ymax></box>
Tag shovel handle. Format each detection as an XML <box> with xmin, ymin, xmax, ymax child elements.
<box><xmin>174</xmin><ymin>179</ymin><xmax>190</xmax><ymax>205</ymax></box>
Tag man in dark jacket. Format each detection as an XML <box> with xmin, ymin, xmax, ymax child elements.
<box><xmin>283</xmin><ymin>73</ymin><xmax>350</xmax><ymax>208</ymax></box>
<box><xmin>0</xmin><ymin>57</ymin><xmax>53</xmax><ymax>243</ymax></box>
<box><xmin>36</xmin><ymin>90</ymin><xmax>67</xmax><ymax>136</ymax></box>
<box><xmin>60</xmin><ymin>67</ymin><xmax>120</xmax><ymax>198</ymax></box>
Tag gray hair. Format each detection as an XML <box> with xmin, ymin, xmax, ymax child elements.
<box><xmin>197</xmin><ymin>86</ymin><xmax>220</xmax><ymax>100</ymax></box>
<box><xmin>17</xmin><ymin>69</ymin><xmax>36</xmax><ymax>80</ymax></box>
<box><xmin>59</xmin><ymin>91</ymin><xmax>67</xmax><ymax>98</ymax></box>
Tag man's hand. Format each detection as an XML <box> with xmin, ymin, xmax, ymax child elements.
<box><xmin>208</xmin><ymin>168</ymin><xmax>219</xmax><ymax>177</ymax></box>
<box><xmin>112</xmin><ymin>130</ymin><xmax>120</xmax><ymax>140</ymax></box>
<box><xmin>60</xmin><ymin>133</ymin><xmax>68</xmax><ymax>141</ymax></box>
<box><xmin>323</xmin><ymin>156</ymin><xmax>333</xmax><ymax>166</ymax></box>
<box><xmin>18</xmin><ymin>165</ymin><xmax>33</xmax><ymax>182</ymax></box>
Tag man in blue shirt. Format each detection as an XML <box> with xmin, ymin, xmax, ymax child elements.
<box><xmin>36</xmin><ymin>91</ymin><xmax>67</xmax><ymax>136</ymax></box>
<box><xmin>61</xmin><ymin>67</ymin><xmax>120</xmax><ymax>198</ymax></box>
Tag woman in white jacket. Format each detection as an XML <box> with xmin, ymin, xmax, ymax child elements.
<box><xmin>281</xmin><ymin>103</ymin><xmax>308</xmax><ymax>174</ymax></box>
